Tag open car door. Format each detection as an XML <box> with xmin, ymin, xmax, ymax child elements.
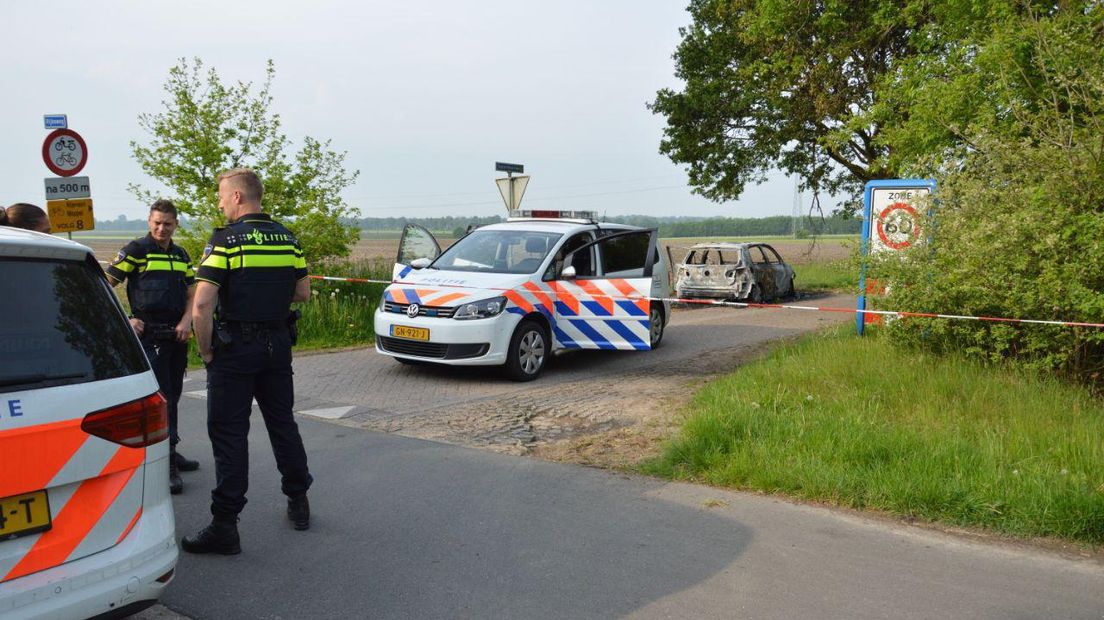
<box><xmin>549</xmin><ymin>229</ymin><xmax>657</xmax><ymax>351</ymax></box>
<box><xmin>393</xmin><ymin>224</ymin><xmax>441</xmax><ymax>282</ymax></box>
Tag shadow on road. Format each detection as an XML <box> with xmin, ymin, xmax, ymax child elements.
<box><xmin>164</xmin><ymin>414</ymin><xmax>751</xmax><ymax>619</ymax></box>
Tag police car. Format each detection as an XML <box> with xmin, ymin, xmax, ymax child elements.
<box><xmin>375</xmin><ymin>210</ymin><xmax>672</xmax><ymax>380</ymax></box>
<box><xmin>0</xmin><ymin>227</ymin><xmax>177</xmax><ymax>619</ymax></box>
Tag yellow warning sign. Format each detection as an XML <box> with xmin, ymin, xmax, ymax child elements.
<box><xmin>46</xmin><ymin>198</ymin><xmax>95</xmax><ymax>232</ymax></box>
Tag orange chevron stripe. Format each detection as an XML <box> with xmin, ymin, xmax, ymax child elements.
<box><xmin>504</xmin><ymin>290</ymin><xmax>534</xmax><ymax>313</ymax></box>
<box><xmin>547</xmin><ymin>281</ymin><xmax>580</xmax><ymax>315</ymax></box>
<box><xmin>0</xmin><ymin>419</ymin><xmax>89</xmax><ymax>498</ymax></box>
<box><xmin>415</xmin><ymin>288</ymin><xmax>439</xmax><ymax>298</ymax></box>
<box><xmin>390</xmin><ymin>288</ymin><xmax>409</xmax><ymax>304</ymax></box>
<box><xmin>523</xmin><ymin>282</ymin><xmax>555</xmax><ymax>314</ymax></box>
<box><xmin>430</xmin><ymin>292</ymin><xmax>468</xmax><ymax>306</ymax></box>
<box><xmin>3</xmin><ymin>446</ymin><xmax>145</xmax><ymax>582</ymax></box>
<box><xmin>577</xmin><ymin>280</ymin><xmax>615</xmax><ymax>315</ymax></box>
<box><xmin>115</xmin><ymin>507</ymin><xmax>143</xmax><ymax>545</ymax></box>
<box><xmin>609</xmin><ymin>278</ymin><xmax>649</xmax><ymax>314</ymax></box>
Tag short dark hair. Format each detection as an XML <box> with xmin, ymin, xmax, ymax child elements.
<box><xmin>0</xmin><ymin>203</ymin><xmax>50</xmax><ymax>232</ymax></box>
<box><xmin>150</xmin><ymin>199</ymin><xmax>178</xmax><ymax>219</ymax></box>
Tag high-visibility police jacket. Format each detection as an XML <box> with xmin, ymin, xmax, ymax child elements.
<box><xmin>195</xmin><ymin>213</ymin><xmax>308</xmax><ymax>323</ymax></box>
<box><xmin>106</xmin><ymin>234</ymin><xmax>195</xmax><ymax>323</ymax></box>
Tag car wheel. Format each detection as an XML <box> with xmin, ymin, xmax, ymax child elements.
<box><xmin>748</xmin><ymin>285</ymin><xmax>763</xmax><ymax>304</ymax></box>
<box><xmin>504</xmin><ymin>320</ymin><xmax>548</xmax><ymax>381</ymax></box>
<box><xmin>649</xmin><ymin>304</ymin><xmax>665</xmax><ymax>349</ymax></box>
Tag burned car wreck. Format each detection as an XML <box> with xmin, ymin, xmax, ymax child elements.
<box><xmin>674</xmin><ymin>242</ymin><xmax>796</xmax><ymax>303</ymax></box>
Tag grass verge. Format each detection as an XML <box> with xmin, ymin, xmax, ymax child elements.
<box><xmin>641</xmin><ymin>326</ymin><xmax>1104</xmax><ymax>544</ymax></box>
<box><xmin>794</xmin><ymin>260</ymin><xmax>854</xmax><ymax>291</ymax></box>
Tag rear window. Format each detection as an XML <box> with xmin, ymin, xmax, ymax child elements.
<box><xmin>0</xmin><ymin>257</ymin><xmax>147</xmax><ymax>393</ymax></box>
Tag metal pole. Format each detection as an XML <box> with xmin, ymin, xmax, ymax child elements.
<box><xmin>508</xmin><ymin>171</ymin><xmax>515</xmax><ymax>213</ymax></box>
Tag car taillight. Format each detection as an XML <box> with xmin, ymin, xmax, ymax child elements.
<box><xmin>81</xmin><ymin>392</ymin><xmax>168</xmax><ymax>448</ymax></box>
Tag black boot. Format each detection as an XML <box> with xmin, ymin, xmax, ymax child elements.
<box><xmin>168</xmin><ymin>449</ymin><xmax>183</xmax><ymax>495</ymax></box>
<box><xmin>181</xmin><ymin>516</ymin><xmax>241</xmax><ymax>555</ymax></box>
<box><xmin>173</xmin><ymin>450</ymin><xmax>200</xmax><ymax>472</ymax></box>
<box><xmin>287</xmin><ymin>494</ymin><xmax>310</xmax><ymax>531</ymax></box>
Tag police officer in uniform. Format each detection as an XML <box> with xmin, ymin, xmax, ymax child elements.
<box><xmin>106</xmin><ymin>199</ymin><xmax>198</xmax><ymax>495</ymax></box>
<box><xmin>182</xmin><ymin>168</ymin><xmax>313</xmax><ymax>555</ymax></box>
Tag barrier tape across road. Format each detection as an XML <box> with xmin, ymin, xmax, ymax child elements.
<box><xmin>98</xmin><ymin>261</ymin><xmax>1103</xmax><ymax>329</ymax></box>
<box><xmin>306</xmin><ymin>274</ymin><xmax>1104</xmax><ymax>330</ymax></box>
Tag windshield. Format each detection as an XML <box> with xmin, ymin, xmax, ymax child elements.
<box><xmin>432</xmin><ymin>230</ymin><xmax>562</xmax><ymax>274</ymax></box>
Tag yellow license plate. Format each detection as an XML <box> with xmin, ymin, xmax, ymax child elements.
<box><xmin>391</xmin><ymin>325</ymin><xmax>430</xmax><ymax>341</ymax></box>
<box><xmin>0</xmin><ymin>490</ymin><xmax>51</xmax><ymax>541</ymax></box>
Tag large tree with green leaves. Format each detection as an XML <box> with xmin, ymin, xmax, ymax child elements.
<box><xmin>650</xmin><ymin>1</ymin><xmax>1054</xmax><ymax>209</ymax></box>
<box><xmin>130</xmin><ymin>58</ymin><xmax>360</xmax><ymax>264</ymax></box>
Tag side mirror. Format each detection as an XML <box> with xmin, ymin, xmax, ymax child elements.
<box><xmin>410</xmin><ymin>257</ymin><xmax>432</xmax><ymax>270</ymax></box>
<box><xmin>561</xmin><ymin>265</ymin><xmax>577</xmax><ymax>280</ymax></box>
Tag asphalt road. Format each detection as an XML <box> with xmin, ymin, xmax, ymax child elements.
<box><xmin>152</xmin><ymin>301</ymin><xmax>1104</xmax><ymax>620</ymax></box>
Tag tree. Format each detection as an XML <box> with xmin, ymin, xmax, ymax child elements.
<box><xmin>649</xmin><ymin>1</ymin><xmax>1053</xmax><ymax>210</ymax></box>
<box><xmin>130</xmin><ymin>58</ymin><xmax>360</xmax><ymax>264</ymax></box>
<box><xmin>874</xmin><ymin>5</ymin><xmax>1104</xmax><ymax>383</ymax></box>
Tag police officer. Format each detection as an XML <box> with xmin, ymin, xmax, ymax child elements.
<box><xmin>182</xmin><ymin>168</ymin><xmax>313</xmax><ymax>555</ymax></box>
<box><xmin>106</xmin><ymin>199</ymin><xmax>198</xmax><ymax>495</ymax></box>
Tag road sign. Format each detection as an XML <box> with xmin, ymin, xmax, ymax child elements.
<box><xmin>495</xmin><ymin>162</ymin><xmax>524</xmax><ymax>174</ymax></box>
<box><xmin>44</xmin><ymin>114</ymin><xmax>68</xmax><ymax>129</ymax></box>
<box><xmin>42</xmin><ymin>128</ymin><xmax>88</xmax><ymax>177</ymax></box>
<box><xmin>496</xmin><ymin>175</ymin><xmax>530</xmax><ymax>212</ymax></box>
<box><xmin>868</xmin><ymin>186</ymin><xmax>929</xmax><ymax>253</ymax></box>
<box><xmin>44</xmin><ymin>176</ymin><xmax>91</xmax><ymax>200</ymax></box>
<box><xmin>46</xmin><ymin>198</ymin><xmax>95</xmax><ymax>232</ymax></box>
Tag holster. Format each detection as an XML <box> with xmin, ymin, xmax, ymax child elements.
<box><xmin>213</xmin><ymin>322</ymin><xmax>233</xmax><ymax>351</ymax></box>
<box><xmin>286</xmin><ymin>309</ymin><xmax>301</xmax><ymax>346</ymax></box>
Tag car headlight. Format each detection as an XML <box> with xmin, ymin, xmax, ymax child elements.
<box><xmin>453</xmin><ymin>296</ymin><xmax>507</xmax><ymax>320</ymax></box>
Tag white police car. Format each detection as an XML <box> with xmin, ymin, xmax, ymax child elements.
<box><xmin>375</xmin><ymin>211</ymin><xmax>672</xmax><ymax>381</ymax></box>
<box><xmin>0</xmin><ymin>227</ymin><xmax>177</xmax><ymax>619</ymax></box>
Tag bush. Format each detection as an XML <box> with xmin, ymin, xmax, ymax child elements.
<box><xmin>872</xmin><ymin>9</ymin><xmax>1104</xmax><ymax>386</ymax></box>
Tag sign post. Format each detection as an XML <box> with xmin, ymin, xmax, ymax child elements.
<box><xmin>857</xmin><ymin>179</ymin><xmax>935</xmax><ymax>335</ymax></box>
<box><xmin>494</xmin><ymin>162</ymin><xmax>528</xmax><ymax>213</ymax></box>
<box><xmin>41</xmin><ymin>120</ymin><xmax>93</xmax><ymax>235</ymax></box>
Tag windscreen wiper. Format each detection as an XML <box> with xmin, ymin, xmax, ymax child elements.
<box><xmin>0</xmin><ymin>372</ymin><xmax>87</xmax><ymax>389</ymax></box>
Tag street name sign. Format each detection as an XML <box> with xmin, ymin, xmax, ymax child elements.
<box><xmin>495</xmin><ymin>162</ymin><xmax>524</xmax><ymax>174</ymax></box>
<box><xmin>43</xmin><ymin>114</ymin><xmax>68</xmax><ymax>129</ymax></box>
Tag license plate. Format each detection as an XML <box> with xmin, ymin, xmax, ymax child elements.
<box><xmin>391</xmin><ymin>325</ymin><xmax>430</xmax><ymax>341</ymax></box>
<box><xmin>0</xmin><ymin>490</ymin><xmax>51</xmax><ymax>541</ymax></box>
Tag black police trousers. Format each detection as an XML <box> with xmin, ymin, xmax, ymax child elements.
<box><xmin>205</xmin><ymin>324</ymin><xmax>312</xmax><ymax>518</ymax></box>
<box><xmin>140</xmin><ymin>328</ymin><xmax>188</xmax><ymax>447</ymax></box>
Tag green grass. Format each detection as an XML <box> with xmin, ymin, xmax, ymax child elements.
<box><xmin>641</xmin><ymin>326</ymin><xmax>1104</xmax><ymax>544</ymax></box>
<box><xmin>794</xmin><ymin>260</ymin><xmax>855</xmax><ymax>291</ymax></box>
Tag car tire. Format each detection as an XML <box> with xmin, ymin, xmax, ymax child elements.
<box><xmin>649</xmin><ymin>304</ymin><xmax>665</xmax><ymax>349</ymax></box>
<box><xmin>748</xmin><ymin>285</ymin><xmax>763</xmax><ymax>304</ymax></box>
<box><xmin>504</xmin><ymin>320</ymin><xmax>548</xmax><ymax>381</ymax></box>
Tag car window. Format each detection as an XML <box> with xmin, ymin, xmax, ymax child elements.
<box><xmin>546</xmin><ymin>232</ymin><xmax>596</xmax><ymax>280</ymax></box>
<box><xmin>0</xmin><ymin>257</ymin><xmax>147</xmax><ymax>393</ymax></box>
<box><xmin>750</xmin><ymin>246</ymin><xmax>771</xmax><ymax>264</ymax></box>
<box><xmin>433</xmin><ymin>230</ymin><xmax>561</xmax><ymax>274</ymax></box>
<box><xmin>762</xmin><ymin>245</ymin><xmax>784</xmax><ymax>264</ymax></box>
<box><xmin>598</xmin><ymin>231</ymin><xmax>652</xmax><ymax>278</ymax></box>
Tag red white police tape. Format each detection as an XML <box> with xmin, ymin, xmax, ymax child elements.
<box><xmin>306</xmin><ymin>274</ymin><xmax>1104</xmax><ymax>329</ymax></box>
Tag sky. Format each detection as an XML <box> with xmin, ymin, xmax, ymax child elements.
<box><xmin>1</xmin><ymin>1</ymin><xmax>808</xmax><ymax>222</ymax></box>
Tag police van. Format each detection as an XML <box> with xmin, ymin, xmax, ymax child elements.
<box><xmin>375</xmin><ymin>210</ymin><xmax>672</xmax><ymax>380</ymax></box>
<box><xmin>0</xmin><ymin>227</ymin><xmax>177</xmax><ymax>619</ymax></box>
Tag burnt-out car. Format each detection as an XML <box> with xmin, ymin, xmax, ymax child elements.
<box><xmin>674</xmin><ymin>242</ymin><xmax>795</xmax><ymax>303</ymax></box>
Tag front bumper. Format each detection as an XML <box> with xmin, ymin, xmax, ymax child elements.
<box><xmin>374</xmin><ymin>308</ymin><xmax>521</xmax><ymax>366</ymax></box>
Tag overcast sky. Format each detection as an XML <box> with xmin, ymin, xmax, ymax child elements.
<box><xmin>1</xmin><ymin>1</ymin><xmax>806</xmax><ymax>221</ymax></box>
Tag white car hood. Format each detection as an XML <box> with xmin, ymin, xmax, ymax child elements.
<box><xmin>387</xmin><ymin>268</ymin><xmax>531</xmax><ymax>306</ymax></box>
